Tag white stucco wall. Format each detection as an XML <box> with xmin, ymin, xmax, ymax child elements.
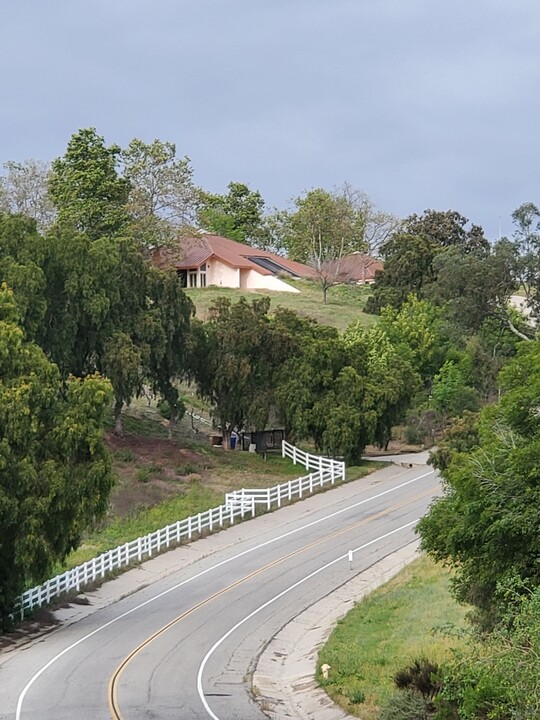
<box><xmin>205</xmin><ymin>260</ymin><xmax>299</xmax><ymax>293</ymax></box>
<box><xmin>242</xmin><ymin>269</ymin><xmax>300</xmax><ymax>293</ymax></box>
<box><xmin>207</xmin><ymin>259</ymin><xmax>241</xmax><ymax>288</ymax></box>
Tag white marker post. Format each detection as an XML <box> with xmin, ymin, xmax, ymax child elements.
<box><xmin>348</xmin><ymin>550</ymin><xmax>353</xmax><ymax>571</ymax></box>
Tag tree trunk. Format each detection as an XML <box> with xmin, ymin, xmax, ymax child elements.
<box><xmin>168</xmin><ymin>407</ymin><xmax>177</xmax><ymax>441</ymax></box>
<box><xmin>114</xmin><ymin>398</ymin><xmax>123</xmax><ymax>436</ymax></box>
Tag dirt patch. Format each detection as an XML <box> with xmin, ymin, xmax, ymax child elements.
<box><xmin>106</xmin><ymin>432</ymin><xmax>206</xmax><ymax>466</ymax></box>
<box><xmin>106</xmin><ymin>432</ymin><xmax>214</xmax><ymax>518</ymax></box>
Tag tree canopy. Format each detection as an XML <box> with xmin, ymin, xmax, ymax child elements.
<box><xmin>121</xmin><ymin>138</ymin><xmax>199</xmax><ymax>250</ymax></box>
<box><xmin>280</xmin><ymin>186</ymin><xmax>366</xmax><ymax>303</ymax></box>
<box><xmin>48</xmin><ymin>127</ymin><xmax>130</xmax><ymax>240</ymax></box>
<box><xmin>366</xmin><ymin>209</ymin><xmax>489</xmax><ymax>313</ymax></box>
<box><xmin>0</xmin><ymin>285</ymin><xmax>114</xmax><ymax>626</ymax></box>
<box><xmin>418</xmin><ymin>341</ymin><xmax>540</xmax><ymax>625</ymax></box>
<box><xmin>198</xmin><ymin>181</ymin><xmax>267</xmax><ymax>246</ymax></box>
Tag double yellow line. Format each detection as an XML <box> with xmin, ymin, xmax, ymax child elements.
<box><xmin>108</xmin><ymin>486</ymin><xmax>435</xmax><ymax>719</ymax></box>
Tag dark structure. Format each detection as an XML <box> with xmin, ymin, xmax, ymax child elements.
<box><xmin>240</xmin><ymin>429</ymin><xmax>285</xmax><ymax>453</ymax></box>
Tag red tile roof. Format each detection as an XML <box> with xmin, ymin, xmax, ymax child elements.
<box><xmin>324</xmin><ymin>253</ymin><xmax>383</xmax><ymax>283</ymax></box>
<box><xmin>153</xmin><ymin>234</ymin><xmax>317</xmax><ymax>279</ymax></box>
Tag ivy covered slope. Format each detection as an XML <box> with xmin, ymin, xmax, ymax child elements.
<box><xmin>0</xmin><ymin>285</ymin><xmax>114</xmax><ymax>628</ymax></box>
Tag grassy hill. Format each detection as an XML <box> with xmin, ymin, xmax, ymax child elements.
<box><xmin>186</xmin><ymin>280</ymin><xmax>377</xmax><ymax>332</ymax></box>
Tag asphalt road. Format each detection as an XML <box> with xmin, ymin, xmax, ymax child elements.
<box><xmin>0</xmin><ymin>461</ymin><xmax>438</xmax><ymax>720</ymax></box>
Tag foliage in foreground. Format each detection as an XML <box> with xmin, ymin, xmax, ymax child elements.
<box><xmin>434</xmin><ymin>583</ymin><xmax>540</xmax><ymax>720</ymax></box>
<box><xmin>0</xmin><ymin>285</ymin><xmax>114</xmax><ymax>627</ymax></box>
<box><xmin>418</xmin><ymin>341</ymin><xmax>540</xmax><ymax>626</ymax></box>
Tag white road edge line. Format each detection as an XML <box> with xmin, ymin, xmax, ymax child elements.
<box><xmin>15</xmin><ymin>469</ymin><xmax>434</xmax><ymax>720</ymax></box>
<box><xmin>197</xmin><ymin>518</ymin><xmax>420</xmax><ymax>720</ymax></box>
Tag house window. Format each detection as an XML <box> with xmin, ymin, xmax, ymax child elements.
<box><xmin>188</xmin><ymin>270</ymin><xmax>197</xmax><ymax>287</ymax></box>
<box><xmin>200</xmin><ymin>263</ymin><xmax>207</xmax><ymax>288</ymax></box>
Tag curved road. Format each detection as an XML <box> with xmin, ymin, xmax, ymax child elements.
<box><xmin>0</xmin><ymin>461</ymin><xmax>437</xmax><ymax>720</ymax></box>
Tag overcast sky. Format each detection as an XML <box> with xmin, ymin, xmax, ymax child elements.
<box><xmin>2</xmin><ymin>0</ymin><xmax>539</xmax><ymax>240</ymax></box>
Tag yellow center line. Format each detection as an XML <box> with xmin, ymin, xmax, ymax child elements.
<box><xmin>108</xmin><ymin>485</ymin><xmax>436</xmax><ymax>719</ymax></box>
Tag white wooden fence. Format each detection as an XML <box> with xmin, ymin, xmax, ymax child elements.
<box><xmin>226</xmin><ymin>441</ymin><xmax>345</xmax><ymax>510</ymax></box>
<box><xmin>16</xmin><ymin>441</ymin><xmax>345</xmax><ymax>616</ymax></box>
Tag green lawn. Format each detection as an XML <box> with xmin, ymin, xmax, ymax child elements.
<box><xmin>186</xmin><ymin>280</ymin><xmax>377</xmax><ymax>332</ymax></box>
<box><xmin>318</xmin><ymin>555</ymin><xmax>469</xmax><ymax>719</ymax></box>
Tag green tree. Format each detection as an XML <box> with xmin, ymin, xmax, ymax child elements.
<box><xmin>283</xmin><ymin>187</ymin><xmax>366</xmax><ymax>303</ymax></box>
<box><xmin>49</xmin><ymin>127</ymin><xmax>130</xmax><ymax>240</ymax></box>
<box><xmin>366</xmin><ymin>210</ymin><xmax>488</xmax><ymax>313</ymax></box>
<box><xmin>437</xmin><ymin>583</ymin><xmax>540</xmax><ymax>719</ymax></box>
<box><xmin>102</xmin><ymin>332</ymin><xmax>144</xmax><ymax>435</ymax></box>
<box><xmin>143</xmin><ymin>269</ymin><xmax>194</xmax><ymax>439</ymax></box>
<box><xmin>431</xmin><ymin>360</ymin><xmax>479</xmax><ymax>420</ymax></box>
<box><xmin>344</xmin><ymin>323</ymin><xmax>421</xmax><ymax>449</ymax></box>
<box><xmin>418</xmin><ymin>341</ymin><xmax>540</xmax><ymax>624</ymax></box>
<box><xmin>0</xmin><ymin>213</ymin><xmax>48</xmax><ymax>340</ymax></box>
<box><xmin>426</xmin><ymin>240</ymin><xmax>518</xmax><ymax>334</ymax></box>
<box><xmin>507</xmin><ymin>201</ymin><xmax>540</xmax><ymax>335</ymax></box>
<box><xmin>121</xmin><ymin>138</ymin><xmax>199</xmax><ymax>251</ymax></box>
<box><xmin>198</xmin><ymin>181</ymin><xmax>266</xmax><ymax>245</ymax></box>
<box><xmin>275</xmin><ymin>321</ymin><xmax>385</xmax><ymax>463</ymax></box>
<box><xmin>0</xmin><ymin>285</ymin><xmax>114</xmax><ymax>626</ymax></box>
<box><xmin>378</xmin><ymin>295</ymin><xmax>447</xmax><ymax>383</ymax></box>
<box><xmin>189</xmin><ymin>297</ymin><xmax>287</xmax><ymax>447</ymax></box>
<box><xmin>36</xmin><ymin>227</ymin><xmax>126</xmax><ymax>377</ymax></box>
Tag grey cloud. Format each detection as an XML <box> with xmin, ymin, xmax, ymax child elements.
<box><xmin>1</xmin><ymin>0</ymin><xmax>539</xmax><ymax>240</ymax></box>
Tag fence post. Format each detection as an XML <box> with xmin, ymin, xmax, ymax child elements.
<box><xmin>293</xmin><ymin>445</ymin><xmax>297</xmax><ymax>465</ymax></box>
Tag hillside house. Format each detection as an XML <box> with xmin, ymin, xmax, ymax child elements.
<box><xmin>153</xmin><ymin>234</ymin><xmax>316</xmax><ymax>293</ymax></box>
<box><xmin>322</xmin><ymin>252</ymin><xmax>383</xmax><ymax>285</ymax></box>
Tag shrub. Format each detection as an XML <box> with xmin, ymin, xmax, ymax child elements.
<box><xmin>379</xmin><ymin>689</ymin><xmax>428</xmax><ymax>720</ymax></box>
<box><xmin>157</xmin><ymin>399</ymin><xmax>171</xmax><ymax>419</ymax></box>
<box><xmin>136</xmin><ymin>464</ymin><xmax>161</xmax><ymax>483</ymax></box>
<box><xmin>113</xmin><ymin>449</ymin><xmax>136</xmax><ymax>463</ymax></box>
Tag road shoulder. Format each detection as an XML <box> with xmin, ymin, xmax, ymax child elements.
<box><xmin>253</xmin><ymin>540</ymin><xmax>421</xmax><ymax>720</ymax></box>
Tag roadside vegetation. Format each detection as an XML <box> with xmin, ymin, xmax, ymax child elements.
<box><xmin>318</xmin><ymin>556</ymin><xmax>468</xmax><ymax>719</ymax></box>
<box><xmin>316</xmin><ymin>205</ymin><xmax>540</xmax><ymax>718</ymax></box>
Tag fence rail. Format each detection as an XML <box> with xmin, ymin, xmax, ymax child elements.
<box><xmin>17</xmin><ymin>441</ymin><xmax>345</xmax><ymax>617</ymax></box>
